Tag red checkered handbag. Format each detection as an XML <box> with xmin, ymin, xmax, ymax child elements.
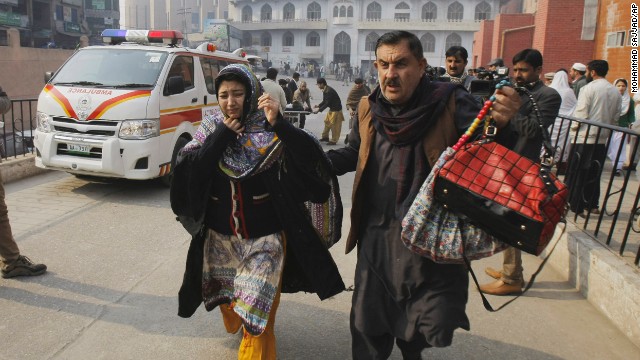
<box><xmin>433</xmin><ymin>91</ymin><xmax>568</xmax><ymax>255</ymax></box>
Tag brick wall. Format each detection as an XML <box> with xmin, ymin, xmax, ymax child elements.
<box><xmin>533</xmin><ymin>0</ymin><xmax>594</xmax><ymax>75</ymax></box>
<box><xmin>594</xmin><ymin>0</ymin><xmax>637</xmax><ymax>85</ymax></box>
<box><xmin>0</xmin><ymin>29</ymin><xmax>77</xmax><ymax>99</ymax></box>
<box><xmin>502</xmin><ymin>26</ymin><xmax>535</xmax><ymax>66</ymax></box>
<box><xmin>473</xmin><ymin>20</ymin><xmax>495</xmax><ymax>68</ymax></box>
<box><xmin>491</xmin><ymin>14</ymin><xmax>535</xmax><ymax>58</ymax></box>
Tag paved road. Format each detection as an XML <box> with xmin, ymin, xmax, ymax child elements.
<box><xmin>0</xmin><ymin>77</ymin><xmax>638</xmax><ymax>359</ymax></box>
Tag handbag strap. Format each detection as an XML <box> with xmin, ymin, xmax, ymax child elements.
<box><xmin>463</xmin><ymin>221</ymin><xmax>566</xmax><ymax>312</ymax></box>
<box><xmin>516</xmin><ymin>87</ymin><xmax>559</xmax><ymax>195</ymax></box>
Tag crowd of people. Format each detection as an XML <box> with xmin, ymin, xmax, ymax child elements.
<box><xmin>2</xmin><ymin>28</ymin><xmax>635</xmax><ymax>360</ymax></box>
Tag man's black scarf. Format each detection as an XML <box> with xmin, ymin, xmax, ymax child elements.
<box><xmin>369</xmin><ymin>76</ymin><xmax>459</xmax><ymax>216</ymax></box>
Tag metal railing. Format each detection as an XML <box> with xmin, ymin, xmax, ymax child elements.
<box><xmin>550</xmin><ymin>114</ymin><xmax>640</xmax><ymax>266</ymax></box>
<box><xmin>1</xmin><ymin>98</ymin><xmax>38</xmax><ymax>161</ymax></box>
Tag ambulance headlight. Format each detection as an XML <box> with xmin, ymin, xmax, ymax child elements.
<box><xmin>36</xmin><ymin>111</ymin><xmax>52</xmax><ymax>133</ymax></box>
<box><xmin>119</xmin><ymin>119</ymin><xmax>160</xmax><ymax>139</ymax></box>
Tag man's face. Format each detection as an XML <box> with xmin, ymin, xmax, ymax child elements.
<box><xmin>512</xmin><ymin>61</ymin><xmax>542</xmax><ymax>86</ymax></box>
<box><xmin>569</xmin><ymin>68</ymin><xmax>578</xmax><ymax>80</ymax></box>
<box><xmin>317</xmin><ymin>82</ymin><xmax>326</xmax><ymax>90</ymax></box>
<box><xmin>445</xmin><ymin>55</ymin><xmax>467</xmax><ymax>77</ymax></box>
<box><xmin>488</xmin><ymin>65</ymin><xmax>497</xmax><ymax>71</ymax></box>
<box><xmin>374</xmin><ymin>39</ymin><xmax>427</xmax><ymax>105</ymax></box>
<box><xmin>586</xmin><ymin>69</ymin><xmax>594</xmax><ymax>83</ymax></box>
<box><xmin>355</xmin><ymin>83</ymin><xmax>364</xmax><ymax>89</ymax></box>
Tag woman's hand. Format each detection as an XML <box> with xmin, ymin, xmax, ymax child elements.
<box><xmin>258</xmin><ymin>93</ymin><xmax>281</xmax><ymax>126</ymax></box>
<box><xmin>223</xmin><ymin>117</ymin><xmax>245</xmax><ymax>136</ymax></box>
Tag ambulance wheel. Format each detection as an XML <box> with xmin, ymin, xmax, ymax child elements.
<box><xmin>161</xmin><ymin>136</ymin><xmax>189</xmax><ymax>187</ymax></box>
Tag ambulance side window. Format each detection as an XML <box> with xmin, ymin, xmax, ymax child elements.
<box><xmin>166</xmin><ymin>55</ymin><xmax>195</xmax><ymax>91</ymax></box>
<box><xmin>200</xmin><ymin>58</ymin><xmax>220</xmax><ymax>95</ymax></box>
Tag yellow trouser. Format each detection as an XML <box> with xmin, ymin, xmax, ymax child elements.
<box><xmin>220</xmin><ymin>291</ymin><xmax>281</xmax><ymax>360</ymax></box>
<box><xmin>321</xmin><ymin>110</ymin><xmax>345</xmax><ymax>142</ymax></box>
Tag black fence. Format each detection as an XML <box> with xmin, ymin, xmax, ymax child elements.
<box><xmin>1</xmin><ymin>98</ymin><xmax>37</xmax><ymax>160</ymax></box>
<box><xmin>0</xmin><ymin>98</ymin><xmax>639</xmax><ymax>265</ymax></box>
<box><xmin>550</xmin><ymin>114</ymin><xmax>640</xmax><ymax>266</ymax></box>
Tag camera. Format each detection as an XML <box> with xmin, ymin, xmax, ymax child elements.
<box><xmin>425</xmin><ymin>65</ymin><xmax>447</xmax><ymax>82</ymax></box>
<box><xmin>469</xmin><ymin>66</ymin><xmax>510</xmax><ymax>98</ymax></box>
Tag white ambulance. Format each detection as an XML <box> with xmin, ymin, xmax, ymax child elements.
<box><xmin>34</xmin><ymin>29</ymin><xmax>248</xmax><ymax>185</ymax></box>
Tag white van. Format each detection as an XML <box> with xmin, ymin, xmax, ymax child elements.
<box><xmin>34</xmin><ymin>29</ymin><xmax>248</xmax><ymax>185</ymax></box>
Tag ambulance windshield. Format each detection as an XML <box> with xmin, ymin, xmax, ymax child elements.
<box><xmin>52</xmin><ymin>48</ymin><xmax>169</xmax><ymax>88</ymax></box>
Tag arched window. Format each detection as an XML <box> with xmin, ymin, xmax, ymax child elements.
<box><xmin>333</xmin><ymin>6</ymin><xmax>339</xmax><ymax>17</ymax></box>
<box><xmin>420</xmin><ymin>33</ymin><xmax>435</xmax><ymax>53</ymax></box>
<box><xmin>366</xmin><ymin>2</ymin><xmax>382</xmax><ymax>21</ymax></box>
<box><xmin>422</xmin><ymin>2</ymin><xmax>437</xmax><ymax>21</ymax></box>
<box><xmin>447</xmin><ymin>1</ymin><xmax>464</xmax><ymax>21</ymax></box>
<box><xmin>348</xmin><ymin>6</ymin><xmax>353</xmax><ymax>17</ymax></box>
<box><xmin>475</xmin><ymin>1</ymin><xmax>491</xmax><ymax>21</ymax></box>
<box><xmin>365</xmin><ymin>32</ymin><xmax>379</xmax><ymax>52</ymax></box>
<box><xmin>242</xmin><ymin>6</ymin><xmax>252</xmax><ymax>22</ymax></box>
<box><xmin>260</xmin><ymin>4</ymin><xmax>272</xmax><ymax>21</ymax></box>
<box><xmin>307</xmin><ymin>2</ymin><xmax>321</xmax><ymax>20</ymax></box>
<box><xmin>445</xmin><ymin>33</ymin><xmax>461</xmax><ymax>49</ymax></box>
<box><xmin>261</xmin><ymin>32</ymin><xmax>272</xmax><ymax>47</ymax></box>
<box><xmin>283</xmin><ymin>31</ymin><xmax>294</xmax><ymax>47</ymax></box>
<box><xmin>306</xmin><ymin>31</ymin><xmax>320</xmax><ymax>46</ymax></box>
<box><xmin>283</xmin><ymin>3</ymin><xmax>295</xmax><ymax>21</ymax></box>
<box><xmin>334</xmin><ymin>31</ymin><xmax>351</xmax><ymax>54</ymax></box>
<box><xmin>340</xmin><ymin>6</ymin><xmax>346</xmax><ymax>17</ymax></box>
<box><xmin>395</xmin><ymin>1</ymin><xmax>410</xmax><ymax>21</ymax></box>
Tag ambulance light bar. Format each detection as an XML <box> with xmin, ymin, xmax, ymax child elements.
<box><xmin>101</xmin><ymin>29</ymin><xmax>184</xmax><ymax>46</ymax></box>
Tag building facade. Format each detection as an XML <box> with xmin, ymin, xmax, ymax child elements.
<box><xmin>228</xmin><ymin>0</ymin><xmax>502</xmax><ymax>73</ymax></box>
<box><xmin>472</xmin><ymin>0</ymin><xmax>635</xmax><ymax>84</ymax></box>
<box><xmin>0</xmin><ymin>0</ymin><xmax>119</xmax><ymax>49</ymax></box>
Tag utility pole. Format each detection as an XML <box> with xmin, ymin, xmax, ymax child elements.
<box><xmin>177</xmin><ymin>6</ymin><xmax>191</xmax><ymax>45</ymax></box>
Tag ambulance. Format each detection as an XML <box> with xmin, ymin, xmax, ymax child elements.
<box><xmin>34</xmin><ymin>29</ymin><xmax>248</xmax><ymax>185</ymax></box>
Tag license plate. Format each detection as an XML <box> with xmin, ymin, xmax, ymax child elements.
<box><xmin>67</xmin><ymin>143</ymin><xmax>90</xmax><ymax>154</ymax></box>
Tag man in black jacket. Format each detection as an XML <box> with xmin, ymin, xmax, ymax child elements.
<box><xmin>288</xmin><ymin>72</ymin><xmax>299</xmax><ymax>95</ymax></box>
<box><xmin>314</xmin><ymin>78</ymin><xmax>344</xmax><ymax>145</ymax></box>
<box><xmin>325</xmin><ymin>31</ymin><xmax>521</xmax><ymax>359</ymax></box>
<box><xmin>479</xmin><ymin>49</ymin><xmax>561</xmax><ymax>296</ymax></box>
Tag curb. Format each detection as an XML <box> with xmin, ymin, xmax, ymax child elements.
<box><xmin>543</xmin><ymin>223</ymin><xmax>640</xmax><ymax>349</ymax></box>
<box><xmin>0</xmin><ymin>154</ymin><xmax>50</xmax><ymax>184</ymax></box>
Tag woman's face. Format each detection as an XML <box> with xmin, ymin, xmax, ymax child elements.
<box><xmin>616</xmin><ymin>81</ymin><xmax>627</xmax><ymax>95</ymax></box>
<box><xmin>218</xmin><ymin>80</ymin><xmax>246</xmax><ymax>119</ymax></box>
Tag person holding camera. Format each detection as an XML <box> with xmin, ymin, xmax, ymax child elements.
<box><xmin>486</xmin><ymin>58</ymin><xmax>504</xmax><ymax>71</ymax></box>
<box><xmin>479</xmin><ymin>49</ymin><xmax>561</xmax><ymax>296</ymax></box>
<box><xmin>0</xmin><ymin>86</ymin><xmax>47</xmax><ymax>279</ymax></box>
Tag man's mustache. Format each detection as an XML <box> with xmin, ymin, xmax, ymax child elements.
<box><xmin>384</xmin><ymin>79</ymin><xmax>400</xmax><ymax>86</ymax></box>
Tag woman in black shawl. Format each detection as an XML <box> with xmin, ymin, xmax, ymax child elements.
<box><xmin>170</xmin><ymin>64</ymin><xmax>344</xmax><ymax>359</ymax></box>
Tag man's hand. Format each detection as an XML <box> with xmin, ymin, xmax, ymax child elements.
<box><xmin>491</xmin><ymin>86</ymin><xmax>521</xmax><ymax>128</ymax></box>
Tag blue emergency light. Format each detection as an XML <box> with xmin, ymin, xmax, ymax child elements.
<box><xmin>101</xmin><ymin>29</ymin><xmax>184</xmax><ymax>46</ymax></box>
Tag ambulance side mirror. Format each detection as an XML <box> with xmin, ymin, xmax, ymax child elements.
<box><xmin>44</xmin><ymin>71</ymin><xmax>55</xmax><ymax>83</ymax></box>
<box><xmin>165</xmin><ymin>75</ymin><xmax>185</xmax><ymax>96</ymax></box>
